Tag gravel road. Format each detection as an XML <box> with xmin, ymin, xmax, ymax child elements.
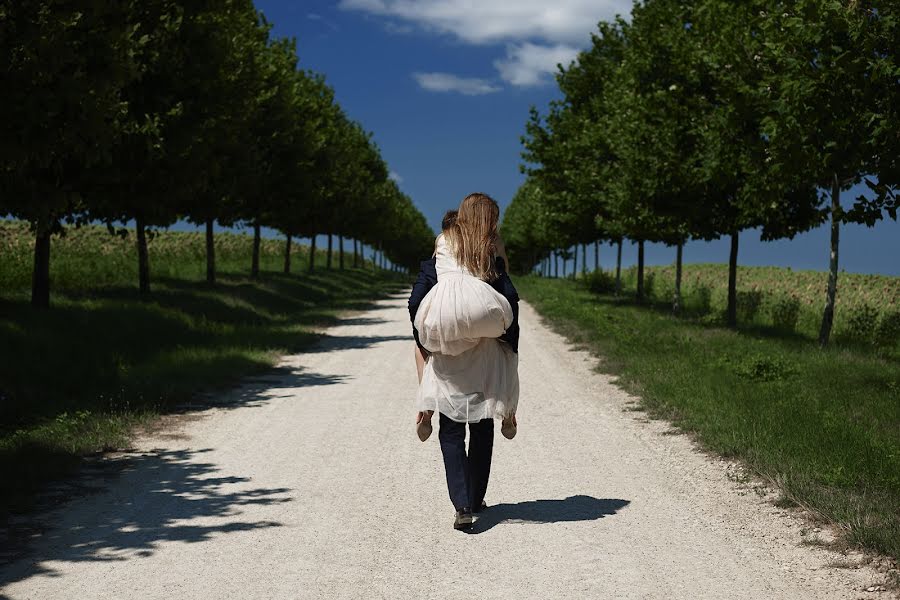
<box><xmin>0</xmin><ymin>293</ymin><xmax>886</xmax><ymax>599</ymax></box>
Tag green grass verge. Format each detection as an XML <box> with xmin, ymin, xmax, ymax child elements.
<box><xmin>0</xmin><ymin>222</ymin><xmax>406</xmax><ymax>515</ymax></box>
<box><xmin>517</xmin><ymin>274</ymin><xmax>900</xmax><ymax>561</ymax></box>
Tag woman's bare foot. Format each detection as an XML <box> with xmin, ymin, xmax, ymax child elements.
<box><xmin>416</xmin><ymin>411</ymin><xmax>434</xmax><ymax>442</ymax></box>
<box><xmin>501</xmin><ymin>414</ymin><xmax>517</xmax><ymax>440</ymax></box>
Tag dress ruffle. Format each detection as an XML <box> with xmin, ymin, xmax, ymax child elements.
<box><xmin>416</xmin><ymin>338</ymin><xmax>519</xmax><ymax>422</ymax></box>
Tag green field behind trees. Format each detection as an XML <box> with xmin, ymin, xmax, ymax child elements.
<box><xmin>0</xmin><ymin>222</ymin><xmax>406</xmax><ymax>515</ymax></box>
<box><xmin>611</xmin><ymin>264</ymin><xmax>900</xmax><ymax>356</ymax></box>
<box><xmin>518</xmin><ymin>272</ymin><xmax>900</xmax><ymax>562</ymax></box>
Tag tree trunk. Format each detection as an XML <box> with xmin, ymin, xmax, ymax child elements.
<box><xmin>31</xmin><ymin>219</ymin><xmax>52</xmax><ymax>308</ymax></box>
<box><xmin>308</xmin><ymin>234</ymin><xmax>316</xmax><ymax>272</ymax></box>
<box><xmin>136</xmin><ymin>215</ymin><xmax>151</xmax><ymax>295</ymax></box>
<box><xmin>595</xmin><ymin>240</ymin><xmax>600</xmax><ymax>272</ymax></box>
<box><xmin>615</xmin><ymin>239</ymin><xmax>623</xmax><ymax>295</ymax></box>
<box><xmin>205</xmin><ymin>218</ymin><xmax>215</xmax><ymax>285</ymax></box>
<box><xmin>674</xmin><ymin>241</ymin><xmax>683</xmax><ymax>314</ymax></box>
<box><xmin>352</xmin><ymin>239</ymin><xmax>358</xmax><ymax>268</ymax></box>
<box><xmin>572</xmin><ymin>246</ymin><xmax>577</xmax><ymax>278</ymax></box>
<box><xmin>251</xmin><ymin>220</ymin><xmax>261</xmax><ymax>279</ymax></box>
<box><xmin>636</xmin><ymin>240</ymin><xmax>645</xmax><ymax>301</ymax></box>
<box><xmin>326</xmin><ymin>234</ymin><xmax>333</xmax><ymax>269</ymax></box>
<box><xmin>563</xmin><ymin>252</ymin><xmax>568</xmax><ymax>278</ymax></box>
<box><xmin>581</xmin><ymin>244</ymin><xmax>587</xmax><ymax>276</ymax></box>
<box><xmin>726</xmin><ymin>231</ymin><xmax>739</xmax><ymax>327</ymax></box>
<box><xmin>339</xmin><ymin>235</ymin><xmax>345</xmax><ymax>269</ymax></box>
<box><xmin>284</xmin><ymin>234</ymin><xmax>292</xmax><ymax>274</ymax></box>
<box><xmin>553</xmin><ymin>251</ymin><xmax>558</xmax><ymax>278</ymax></box>
<box><xmin>819</xmin><ymin>174</ymin><xmax>841</xmax><ymax>347</ymax></box>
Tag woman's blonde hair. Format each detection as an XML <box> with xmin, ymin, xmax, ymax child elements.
<box><xmin>445</xmin><ymin>192</ymin><xmax>500</xmax><ymax>281</ymax></box>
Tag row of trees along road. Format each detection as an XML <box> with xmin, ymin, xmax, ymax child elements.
<box><xmin>0</xmin><ymin>0</ymin><xmax>434</xmax><ymax>307</ymax></box>
<box><xmin>502</xmin><ymin>0</ymin><xmax>898</xmax><ymax>346</ymax></box>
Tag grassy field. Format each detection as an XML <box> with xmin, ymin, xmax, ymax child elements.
<box><xmin>0</xmin><ymin>221</ymin><xmax>406</xmax><ymax>515</ymax></box>
<box><xmin>615</xmin><ymin>264</ymin><xmax>900</xmax><ymax>355</ymax></box>
<box><xmin>0</xmin><ymin>220</ymin><xmax>325</xmax><ymax>292</ymax></box>
<box><xmin>517</xmin><ymin>273</ymin><xmax>900</xmax><ymax>562</ymax></box>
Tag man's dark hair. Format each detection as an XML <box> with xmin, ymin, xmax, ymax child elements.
<box><xmin>441</xmin><ymin>210</ymin><xmax>458</xmax><ymax>231</ymax></box>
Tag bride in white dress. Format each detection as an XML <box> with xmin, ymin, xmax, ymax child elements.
<box><xmin>413</xmin><ymin>203</ymin><xmax>519</xmax><ymax>435</ymax></box>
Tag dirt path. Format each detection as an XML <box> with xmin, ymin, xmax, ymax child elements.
<box><xmin>0</xmin><ymin>294</ymin><xmax>885</xmax><ymax>599</ymax></box>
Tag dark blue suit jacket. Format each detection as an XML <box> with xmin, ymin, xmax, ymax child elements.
<box><xmin>408</xmin><ymin>256</ymin><xmax>520</xmax><ymax>354</ymax></box>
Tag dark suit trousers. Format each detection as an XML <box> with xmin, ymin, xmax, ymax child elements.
<box><xmin>438</xmin><ymin>413</ymin><xmax>494</xmax><ymax>511</ymax></box>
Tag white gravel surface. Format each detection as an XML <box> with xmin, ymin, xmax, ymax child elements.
<box><xmin>0</xmin><ymin>293</ymin><xmax>887</xmax><ymax>599</ymax></box>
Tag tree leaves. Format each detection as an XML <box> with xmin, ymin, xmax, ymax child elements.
<box><xmin>504</xmin><ymin>0</ymin><xmax>896</xmax><ymax>275</ymax></box>
<box><xmin>0</xmin><ymin>0</ymin><xmax>434</xmax><ymax>303</ymax></box>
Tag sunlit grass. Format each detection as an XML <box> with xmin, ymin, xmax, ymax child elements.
<box><xmin>614</xmin><ymin>264</ymin><xmax>900</xmax><ymax>353</ymax></box>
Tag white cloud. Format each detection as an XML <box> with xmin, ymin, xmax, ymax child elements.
<box><xmin>340</xmin><ymin>0</ymin><xmax>629</xmax><ymax>88</ymax></box>
<box><xmin>389</xmin><ymin>171</ymin><xmax>404</xmax><ymax>183</ymax></box>
<box><xmin>494</xmin><ymin>42</ymin><xmax>580</xmax><ymax>86</ymax></box>
<box><xmin>339</xmin><ymin>0</ymin><xmax>630</xmax><ymax>44</ymax></box>
<box><xmin>412</xmin><ymin>72</ymin><xmax>501</xmax><ymax>96</ymax></box>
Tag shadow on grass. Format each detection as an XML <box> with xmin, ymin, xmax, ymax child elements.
<box><xmin>0</xmin><ymin>268</ymin><xmax>405</xmax><ymax>428</ymax></box>
<box><xmin>0</xmin><ymin>448</ymin><xmax>292</xmax><ymax>588</ymax></box>
<box><xmin>470</xmin><ymin>495</ymin><xmax>630</xmax><ymax>534</ymax></box>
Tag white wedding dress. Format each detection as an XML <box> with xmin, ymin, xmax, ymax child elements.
<box><xmin>414</xmin><ymin>234</ymin><xmax>519</xmax><ymax>422</ymax></box>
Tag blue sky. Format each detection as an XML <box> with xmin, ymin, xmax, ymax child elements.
<box><xmin>251</xmin><ymin>0</ymin><xmax>899</xmax><ymax>276</ymax></box>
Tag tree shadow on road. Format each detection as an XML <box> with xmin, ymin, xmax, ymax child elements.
<box><xmin>470</xmin><ymin>495</ymin><xmax>630</xmax><ymax>533</ymax></box>
<box><xmin>0</xmin><ymin>448</ymin><xmax>293</xmax><ymax>589</ymax></box>
<box><xmin>177</xmin><ymin>364</ymin><xmax>353</xmax><ymax>411</ymax></box>
<box><xmin>303</xmin><ymin>333</ymin><xmax>410</xmax><ymax>353</ymax></box>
